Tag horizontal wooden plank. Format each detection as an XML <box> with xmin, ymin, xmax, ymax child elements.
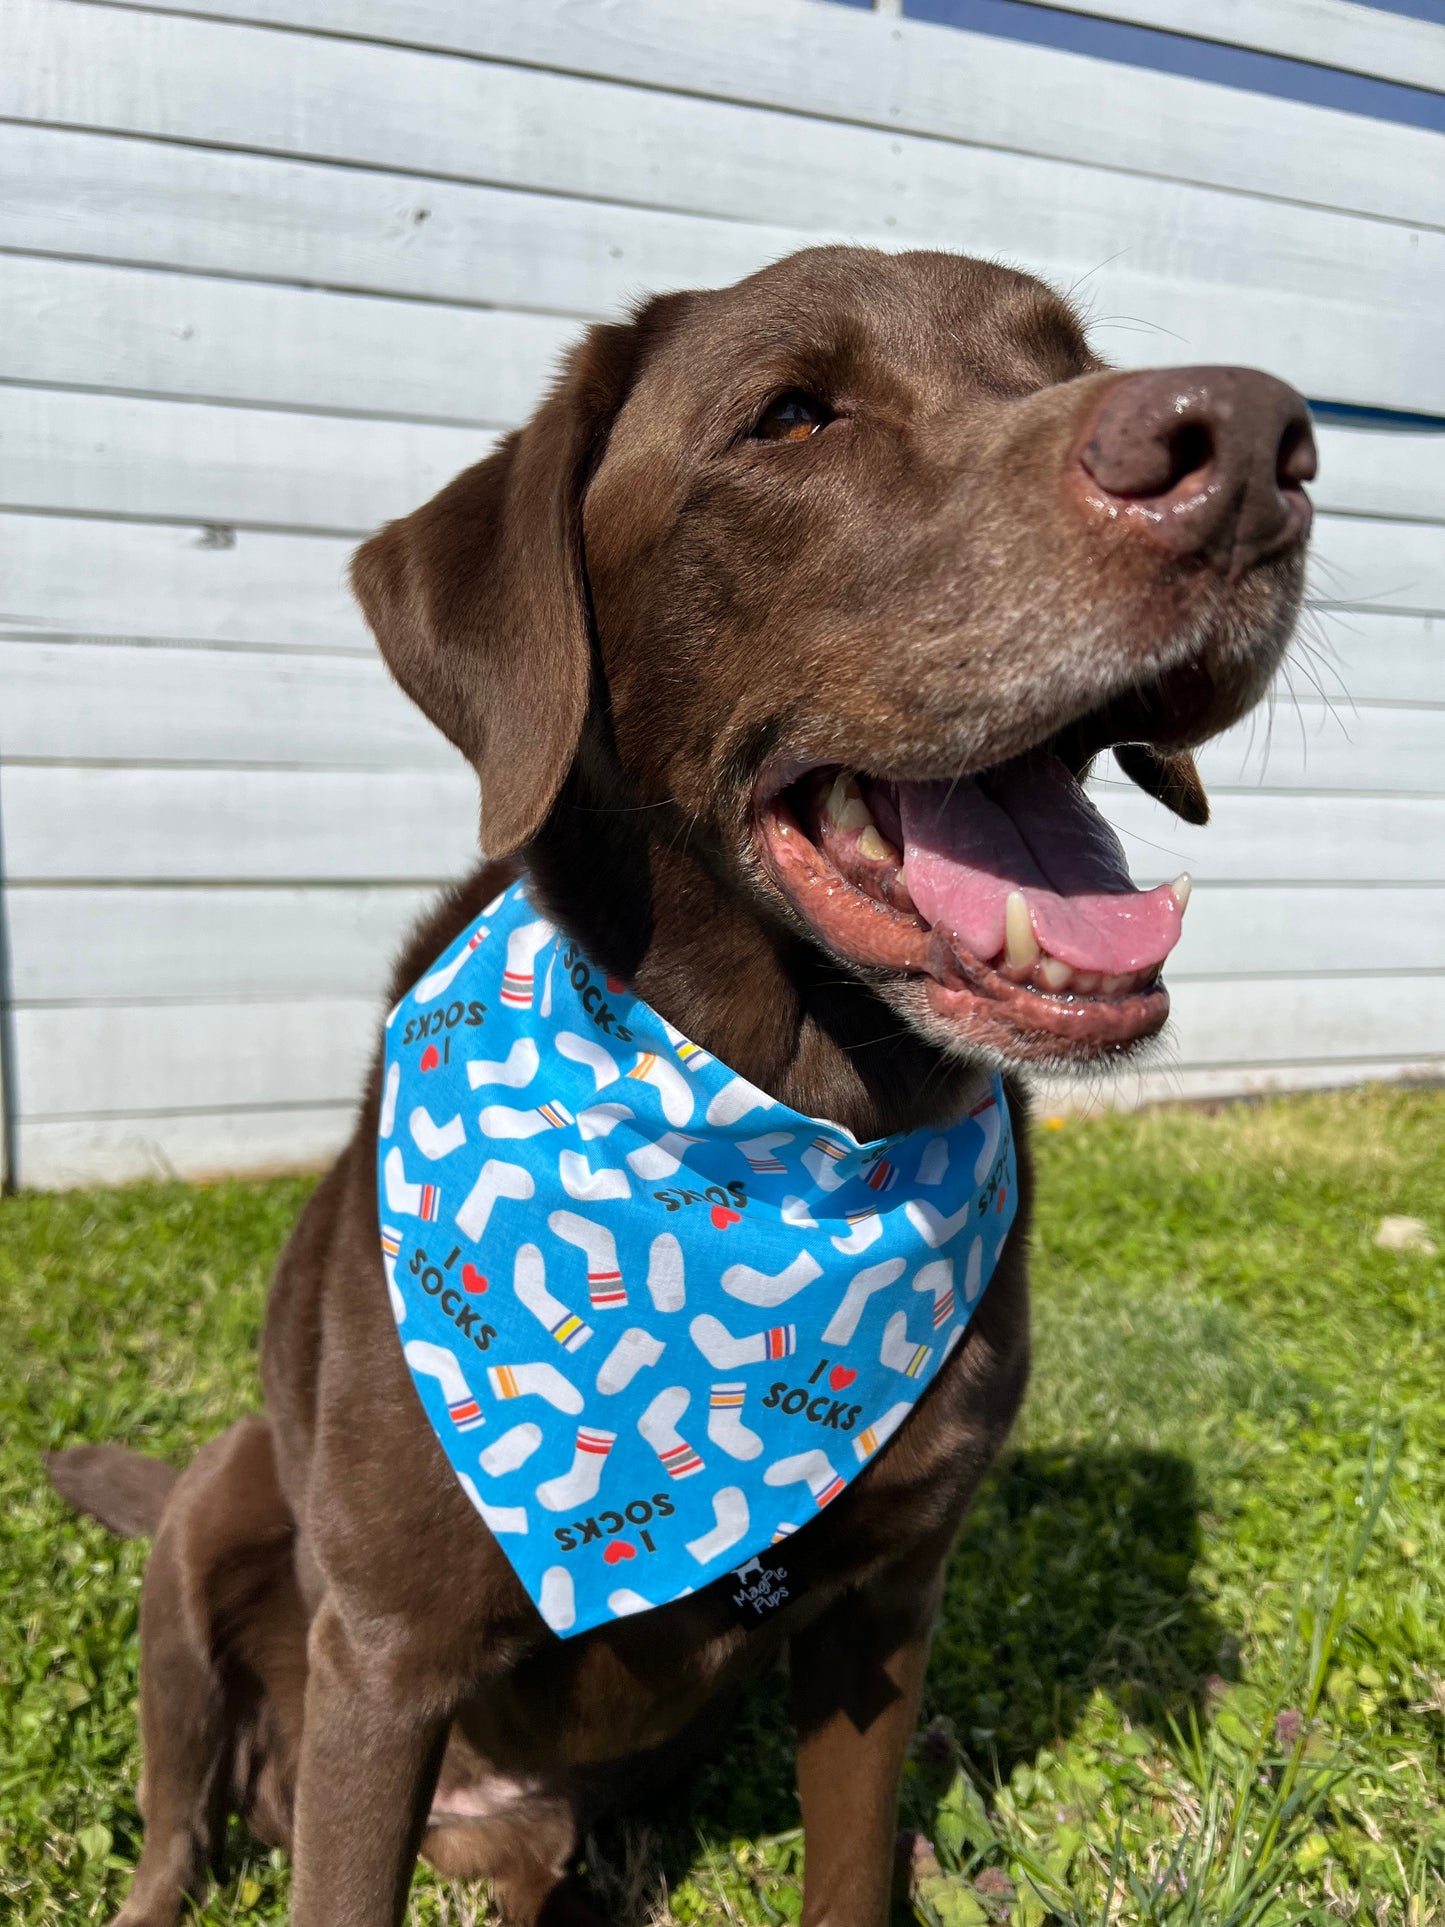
<box><xmin>1</xmin><ymin>640</ymin><xmax>450</xmax><ymax>769</ymax></box>
<box><xmin>1101</xmin><ymin>789</ymin><xmax>1445</xmax><ymax>884</ymax></box>
<box><xmin>13</xmin><ymin>997</ymin><xmax>379</xmax><ymax>1116</ymax></box>
<box><xmin>4</xmin><ymin>884</ymin><xmax>434</xmax><ymax>1004</ymax></box>
<box><xmin>0</xmin><ymin>765</ymin><xmax>480</xmax><ymax>882</ymax></box>
<box><xmin>0</xmin><ymin>122</ymin><xmax>797</xmax><ymax>327</ymax></box>
<box><xmin>1311</xmin><ymin>423</ymin><xmax>1445</xmax><ymax>527</ymax></box>
<box><xmin>0</xmin><ymin>253</ymin><xmax>579</xmax><ymax>426</ymax></box>
<box><xmin>15</xmin><ymin>1105</ymin><xmax>355</xmax><ymax>1188</ymax></box>
<box><xmin>1163</xmin><ymin>973</ymin><xmax>1445</xmax><ymax>1067</ymax></box>
<box><xmin>0</xmin><ymin>512</ymin><xmax>367</xmax><ymax>649</ymax></box>
<box><xmin>0</xmin><ymin>385</ymin><xmax>493</xmax><ymax>534</ymax></box>
<box><xmin>1299</xmin><ymin>611</ymin><xmax>1443</xmax><ymax>707</ymax></box>
<box><xmin>1190</xmin><ymin>699</ymin><xmax>1445</xmax><ymax>796</ymax></box>
<box><xmin>116</xmin><ymin>0</ymin><xmax>1445</xmax><ymax>231</ymax></box>
<box><xmin>1166</xmin><ymin>885</ymin><xmax>1445</xmax><ymax>979</ymax></box>
<box><xmin>1009</xmin><ymin>0</ymin><xmax>1445</xmax><ymax>93</ymax></box>
<box><xmin>8</xmin><ymin>3</ymin><xmax>1439</xmax><ymax>412</ymax></box>
<box><xmin>1308</xmin><ymin>513</ymin><xmax>1445</xmax><ymax>616</ymax></box>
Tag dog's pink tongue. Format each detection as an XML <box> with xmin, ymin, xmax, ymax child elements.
<box><xmin>897</xmin><ymin>755</ymin><xmax>1182</xmax><ymax>973</ymax></box>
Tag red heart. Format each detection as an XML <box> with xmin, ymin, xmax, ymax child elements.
<box><xmin>602</xmin><ymin>1539</ymin><xmax>636</xmax><ymax>1565</ymax></box>
<box><xmin>419</xmin><ymin>1043</ymin><xmax>440</xmax><ymax>1071</ymax></box>
<box><xmin>829</xmin><ymin>1365</ymin><xmax>857</xmax><ymax>1392</ymax></box>
<box><xmin>710</xmin><ymin>1205</ymin><xmax>741</xmax><ymax>1229</ymax></box>
<box><xmin>996</xmin><ymin>1187</ymin><xmax>1007</xmax><ymax>1213</ymax></box>
<box><xmin>461</xmin><ymin>1263</ymin><xmax>488</xmax><ymax>1294</ymax></box>
<box><xmin>606</xmin><ymin>974</ymin><xmax>627</xmax><ymax>994</ymax></box>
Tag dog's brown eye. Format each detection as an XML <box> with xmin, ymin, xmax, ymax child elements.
<box><xmin>752</xmin><ymin>392</ymin><xmax>830</xmax><ymax>442</ymax></box>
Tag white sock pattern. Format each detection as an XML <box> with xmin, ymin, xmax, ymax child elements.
<box><xmin>477</xmin><ymin>1101</ymin><xmax>574</xmax><ymax>1139</ymax></box>
<box><xmin>381</xmin><ymin>1236</ymin><xmax>406</xmax><ymax>1325</ymax></box>
<box><xmin>637</xmin><ymin>1385</ymin><xmax>704</xmax><ymax>1478</ymax></box>
<box><xmin>577</xmin><ymin>1102</ymin><xmax>632</xmax><ymax>1140</ymax></box>
<box><xmin>466</xmin><ymin>1038</ymin><xmax>540</xmax><ymax>1090</ymax></box>
<box><xmin>852</xmin><ymin>1399</ymin><xmax>912</xmax><ymax>1463</ymax></box>
<box><xmin>736</xmin><ymin>1131</ymin><xmax>794</xmax><ymax>1173</ymax></box>
<box><xmin>549</xmin><ymin>1210</ymin><xmax>627</xmax><ymax>1310</ymax></box>
<box><xmin>964</xmin><ymin>1234</ymin><xmax>985</xmax><ymax>1302</ymax></box>
<box><xmin>646</xmin><ymin>1232</ymin><xmax>686</xmax><ymax>1312</ymax></box>
<box><xmin>595</xmin><ymin>1326</ymin><xmax>665</xmax><ymax>1395</ymax></box>
<box><xmin>830</xmin><ymin>1208</ymin><xmax>882</xmax><ymax>1255</ymax></box>
<box><xmin>971</xmin><ymin>1092</ymin><xmax>1002</xmax><ymax>1183</ymax></box>
<box><xmin>499</xmin><ymin>919</ymin><xmax>555</xmax><ymax>1009</ymax></box>
<box><xmin>536</xmin><ymin>1425</ymin><xmax>615</xmax><ymax>1511</ymax></box>
<box><xmin>608</xmin><ymin>1588</ymin><xmax>653</xmax><ymax>1616</ymax></box>
<box><xmin>904</xmin><ymin>1194</ymin><xmax>974</xmax><ymax>1249</ymax></box>
<box><xmin>480</xmin><ymin>1422</ymin><xmax>543</xmax><ymax>1476</ymax></box>
<box><xmin>383</xmin><ymin>1146</ymin><xmax>440</xmax><ymax>1222</ymax></box>
<box><xmin>415</xmin><ymin>926</ymin><xmax>489</xmax><ymax>1003</ymax></box>
<box><xmin>764</xmin><ymin>1448</ymin><xmax>844</xmax><ymax>1508</ymax></box>
<box><xmin>513</xmin><ymin>1243</ymin><xmax>593</xmax><ymax>1351</ymax></box>
<box><xmin>626</xmin><ymin>1051</ymin><xmax>694</xmax><ymax>1126</ymax></box>
<box><xmin>556</xmin><ymin>1031</ymin><xmax>620</xmax><ymax>1090</ymax></box>
<box><xmin>625</xmin><ymin>1130</ymin><xmax>700</xmax><ymax>1180</ymax></box>
<box><xmin>913</xmin><ymin>1257</ymin><xmax>956</xmax><ymax>1329</ymax></box>
<box><xmin>379</xmin><ymin>1060</ymin><xmax>400</xmax><ymax>1138</ymax></box>
<box><xmin>720</xmin><ymin>1251</ymin><xmax>821</xmax><ymax>1308</ymax></box>
<box><xmin>486</xmin><ymin>1360</ymin><xmax>583</xmax><ymax>1414</ymax></box>
<box><xmin>457</xmin><ymin>1473</ymin><xmax>527</xmax><ymax>1536</ymax></box>
<box><xmin>781</xmin><ymin>1195</ymin><xmax>818</xmax><ymax>1229</ymax></box>
<box><xmin>916</xmin><ymin>1137</ymin><xmax>949</xmax><ymax>1185</ymax></box>
<box><xmin>706</xmin><ymin>1075</ymin><xmax>776</xmax><ymax>1128</ymax></box>
<box><xmin>820</xmin><ymin>1258</ymin><xmax>905</xmax><ymax>1346</ymax></box>
<box><xmin>801</xmin><ymin>1134</ymin><xmax>851</xmax><ymax>1192</ymax></box>
<box><xmin>686</xmin><ymin>1485</ymin><xmax>750</xmax><ymax>1562</ymax></box>
<box><xmin>404</xmin><ymin>1339</ymin><xmax>484</xmax><ymax>1431</ymax></box>
<box><xmin>880</xmin><ymin>1309</ymin><xmax>933</xmax><ymax>1378</ymax></box>
<box><xmin>707</xmin><ymin>1383</ymin><xmax>763</xmax><ymax>1460</ymax></box>
<box><xmin>455</xmin><ymin>1157</ymin><xmax>533</xmax><ymax>1240</ymax></box>
<box><xmin>409</xmin><ymin>1105</ymin><xmax>466</xmax><ymax>1161</ymax></box>
<box><xmin>540</xmin><ymin>1564</ymin><xmax>576</xmax><ymax>1632</ymax></box>
<box><xmin>558</xmin><ymin>1149</ymin><xmax>631</xmax><ymax>1202</ymax></box>
<box><xmin>690</xmin><ymin>1313</ymin><xmax>795</xmax><ymax>1370</ymax></box>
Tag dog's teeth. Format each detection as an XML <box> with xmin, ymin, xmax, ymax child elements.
<box><xmin>825</xmin><ymin>771</ymin><xmax>874</xmax><ymax>833</ymax></box>
<box><xmin>1003</xmin><ymin>892</ymin><xmax>1039</xmax><ymax>970</ymax></box>
<box><xmin>1072</xmin><ymin>971</ymin><xmax>1100</xmax><ymax>994</ymax></box>
<box><xmin>857</xmin><ymin>825</ymin><xmax>898</xmax><ymax>863</ymax></box>
<box><xmin>1099</xmin><ymin>972</ymin><xmax>1131</xmax><ymax>994</ymax></box>
<box><xmin>1171</xmin><ymin>872</ymin><xmax>1193</xmax><ymax>914</ymax></box>
<box><xmin>1038</xmin><ymin>955</ymin><xmax>1075</xmax><ymax>992</ymax></box>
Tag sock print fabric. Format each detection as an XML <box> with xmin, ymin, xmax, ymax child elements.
<box><xmin>379</xmin><ymin>880</ymin><xmax>1017</xmax><ymax>1637</ymax></box>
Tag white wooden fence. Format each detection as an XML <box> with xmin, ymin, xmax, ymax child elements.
<box><xmin>1</xmin><ymin>0</ymin><xmax>1441</xmax><ymax>1187</ymax></box>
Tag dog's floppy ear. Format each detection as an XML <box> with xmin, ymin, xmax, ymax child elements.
<box><xmin>1113</xmin><ymin>743</ymin><xmax>1210</xmax><ymax>826</ymax></box>
<box><xmin>351</xmin><ymin>320</ymin><xmax>646</xmax><ymax>855</ymax></box>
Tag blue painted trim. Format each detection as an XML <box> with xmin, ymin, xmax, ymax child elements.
<box><xmin>1307</xmin><ymin>401</ymin><xmax>1445</xmax><ymax>432</ymax></box>
<box><xmin>1354</xmin><ymin>2</ymin><xmax>1445</xmax><ymax>24</ymax></box>
<box><xmin>872</xmin><ymin>0</ymin><xmax>1445</xmax><ymax>131</ymax></box>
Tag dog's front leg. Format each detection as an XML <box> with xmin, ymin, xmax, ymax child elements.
<box><xmin>790</xmin><ymin>1559</ymin><xmax>946</xmax><ymax>1927</ymax></box>
<box><xmin>290</xmin><ymin>1596</ymin><xmax>450</xmax><ymax>1927</ymax></box>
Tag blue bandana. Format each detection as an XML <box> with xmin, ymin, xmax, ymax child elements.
<box><xmin>378</xmin><ymin>880</ymin><xmax>1016</xmax><ymax>1637</ymax></box>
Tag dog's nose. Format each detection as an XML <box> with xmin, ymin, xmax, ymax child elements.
<box><xmin>1077</xmin><ymin>366</ymin><xmax>1315</xmax><ymax>577</ymax></box>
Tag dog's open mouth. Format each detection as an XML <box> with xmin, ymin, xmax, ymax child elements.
<box><xmin>757</xmin><ymin>752</ymin><xmax>1190</xmax><ymax>1060</ymax></box>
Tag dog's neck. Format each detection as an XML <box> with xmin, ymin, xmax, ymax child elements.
<box><xmin>524</xmin><ymin>770</ymin><xmax>984</xmax><ymax>1143</ymax></box>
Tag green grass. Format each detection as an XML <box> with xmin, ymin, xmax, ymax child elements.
<box><xmin>1</xmin><ymin>1085</ymin><xmax>1441</xmax><ymax>1926</ymax></box>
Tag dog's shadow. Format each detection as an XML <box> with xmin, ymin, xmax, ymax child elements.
<box><xmin>580</xmin><ymin>1447</ymin><xmax>1231</xmax><ymax>1920</ymax></box>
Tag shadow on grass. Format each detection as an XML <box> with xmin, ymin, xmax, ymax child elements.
<box><xmin>582</xmin><ymin>1447</ymin><xmax>1231</xmax><ymax>1914</ymax></box>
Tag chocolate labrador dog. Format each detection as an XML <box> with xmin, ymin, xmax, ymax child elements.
<box><xmin>50</xmin><ymin>245</ymin><xmax>1314</xmax><ymax>1927</ymax></box>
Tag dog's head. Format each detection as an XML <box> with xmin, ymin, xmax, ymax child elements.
<box><xmin>355</xmin><ymin>246</ymin><xmax>1312</xmax><ymax>1077</ymax></box>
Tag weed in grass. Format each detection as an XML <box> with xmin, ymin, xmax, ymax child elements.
<box><xmin>1</xmin><ymin>1086</ymin><xmax>1441</xmax><ymax>1925</ymax></box>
